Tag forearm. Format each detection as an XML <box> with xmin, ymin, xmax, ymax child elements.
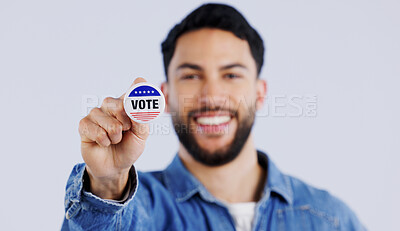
<box><xmin>62</xmin><ymin>163</ymin><xmax>142</xmax><ymax>231</ymax></box>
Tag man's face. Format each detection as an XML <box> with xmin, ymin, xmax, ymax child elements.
<box><xmin>163</xmin><ymin>28</ymin><xmax>266</xmax><ymax>166</ymax></box>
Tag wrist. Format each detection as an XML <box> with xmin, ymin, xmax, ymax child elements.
<box><xmin>85</xmin><ymin>166</ymin><xmax>130</xmax><ymax>200</ymax></box>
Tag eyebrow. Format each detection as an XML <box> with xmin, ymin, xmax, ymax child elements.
<box><xmin>176</xmin><ymin>63</ymin><xmax>203</xmax><ymax>71</ymax></box>
<box><xmin>176</xmin><ymin>63</ymin><xmax>248</xmax><ymax>71</ymax></box>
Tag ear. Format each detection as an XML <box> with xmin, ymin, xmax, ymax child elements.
<box><xmin>161</xmin><ymin>82</ymin><xmax>169</xmax><ymax>113</ymax></box>
<box><xmin>255</xmin><ymin>79</ymin><xmax>267</xmax><ymax>111</ymax></box>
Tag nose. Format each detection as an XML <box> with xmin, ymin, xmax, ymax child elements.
<box><xmin>199</xmin><ymin>76</ymin><xmax>229</xmax><ymax>109</ymax></box>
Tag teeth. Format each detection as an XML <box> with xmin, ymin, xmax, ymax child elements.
<box><xmin>197</xmin><ymin>116</ymin><xmax>231</xmax><ymax>125</ymax></box>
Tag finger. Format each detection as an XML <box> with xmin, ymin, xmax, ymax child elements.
<box><xmin>119</xmin><ymin>77</ymin><xmax>147</xmax><ymax>99</ymax></box>
<box><xmin>88</xmin><ymin>108</ymin><xmax>124</xmax><ymax>145</ymax></box>
<box><xmin>101</xmin><ymin>97</ymin><xmax>132</xmax><ymax>131</ymax></box>
<box><xmin>130</xmin><ymin>121</ymin><xmax>149</xmax><ymax>141</ymax></box>
<box><xmin>79</xmin><ymin>117</ymin><xmax>111</xmax><ymax>147</ymax></box>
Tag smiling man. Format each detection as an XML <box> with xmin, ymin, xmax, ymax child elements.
<box><xmin>62</xmin><ymin>3</ymin><xmax>365</xmax><ymax>231</ymax></box>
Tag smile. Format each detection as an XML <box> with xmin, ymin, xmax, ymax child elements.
<box><xmin>192</xmin><ymin>111</ymin><xmax>234</xmax><ymax>134</ymax></box>
<box><xmin>196</xmin><ymin>115</ymin><xmax>231</xmax><ymax>125</ymax></box>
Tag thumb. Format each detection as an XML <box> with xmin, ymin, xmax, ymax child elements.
<box><xmin>119</xmin><ymin>77</ymin><xmax>147</xmax><ymax>99</ymax></box>
<box><xmin>121</xmin><ymin>77</ymin><xmax>150</xmax><ymax>141</ymax></box>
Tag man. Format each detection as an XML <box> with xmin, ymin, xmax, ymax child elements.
<box><xmin>62</xmin><ymin>3</ymin><xmax>365</xmax><ymax>231</ymax></box>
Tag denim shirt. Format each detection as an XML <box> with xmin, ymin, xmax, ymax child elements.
<box><xmin>62</xmin><ymin>151</ymin><xmax>366</xmax><ymax>230</ymax></box>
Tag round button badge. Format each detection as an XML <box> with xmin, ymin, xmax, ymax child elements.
<box><xmin>124</xmin><ymin>82</ymin><xmax>165</xmax><ymax>123</ymax></box>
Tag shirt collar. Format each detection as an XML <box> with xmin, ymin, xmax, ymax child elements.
<box><xmin>163</xmin><ymin>150</ymin><xmax>293</xmax><ymax>205</ymax></box>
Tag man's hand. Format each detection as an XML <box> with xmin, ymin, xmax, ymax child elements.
<box><xmin>78</xmin><ymin>78</ymin><xmax>149</xmax><ymax>200</ymax></box>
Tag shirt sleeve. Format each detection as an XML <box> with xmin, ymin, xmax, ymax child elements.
<box><xmin>338</xmin><ymin>201</ymin><xmax>368</xmax><ymax>231</ymax></box>
<box><xmin>61</xmin><ymin>163</ymin><xmax>139</xmax><ymax>231</ymax></box>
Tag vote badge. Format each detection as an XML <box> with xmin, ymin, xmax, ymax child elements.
<box><xmin>124</xmin><ymin>82</ymin><xmax>165</xmax><ymax>123</ymax></box>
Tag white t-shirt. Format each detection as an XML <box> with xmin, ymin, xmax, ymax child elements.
<box><xmin>224</xmin><ymin>202</ymin><xmax>257</xmax><ymax>231</ymax></box>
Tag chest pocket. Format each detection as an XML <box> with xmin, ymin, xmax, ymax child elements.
<box><xmin>276</xmin><ymin>205</ymin><xmax>340</xmax><ymax>231</ymax></box>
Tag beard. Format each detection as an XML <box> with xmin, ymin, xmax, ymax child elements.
<box><xmin>172</xmin><ymin>105</ymin><xmax>256</xmax><ymax>167</ymax></box>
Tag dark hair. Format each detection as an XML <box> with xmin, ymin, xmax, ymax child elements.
<box><xmin>161</xmin><ymin>3</ymin><xmax>265</xmax><ymax>80</ymax></box>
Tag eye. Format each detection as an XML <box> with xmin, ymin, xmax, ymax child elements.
<box><xmin>224</xmin><ymin>73</ymin><xmax>241</xmax><ymax>79</ymax></box>
<box><xmin>181</xmin><ymin>74</ymin><xmax>200</xmax><ymax>80</ymax></box>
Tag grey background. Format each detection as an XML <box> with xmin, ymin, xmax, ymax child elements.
<box><xmin>0</xmin><ymin>0</ymin><xmax>399</xmax><ymax>230</ymax></box>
